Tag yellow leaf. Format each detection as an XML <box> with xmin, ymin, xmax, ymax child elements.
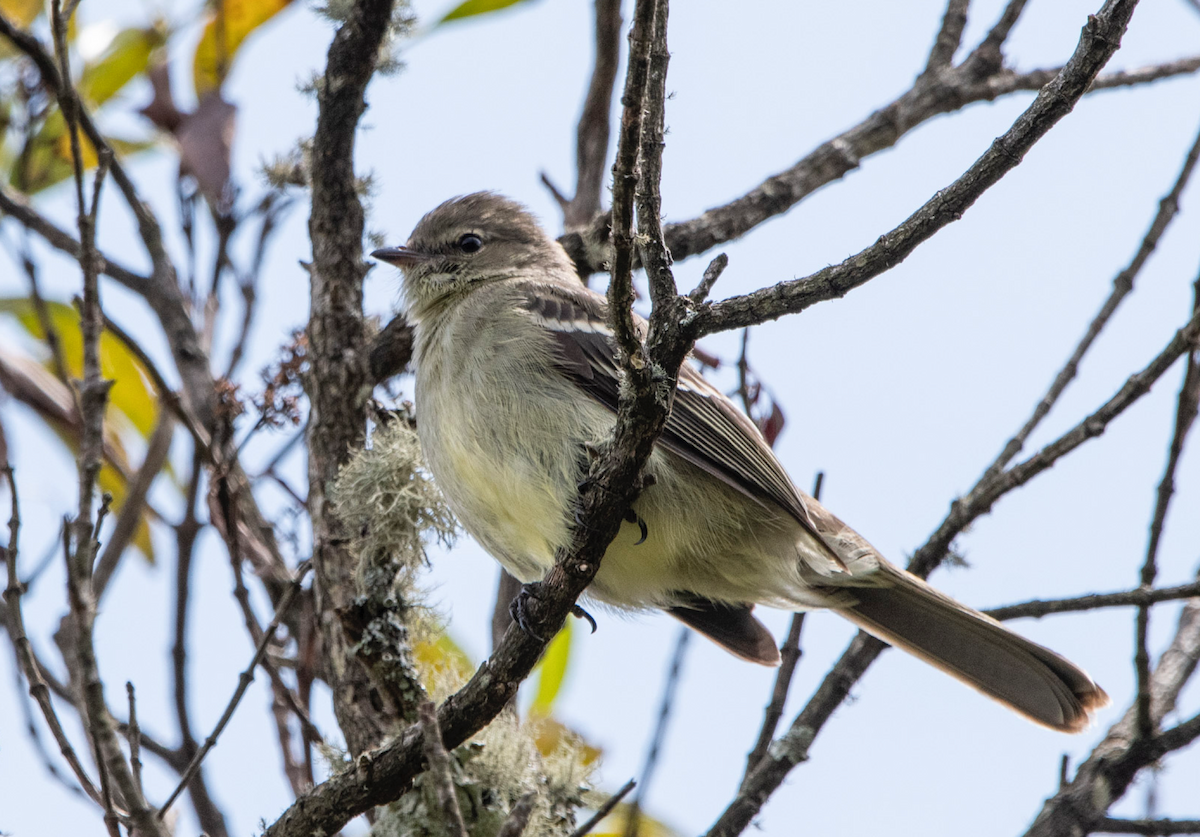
<box><xmin>54</xmin><ymin>123</ymin><xmax>100</xmax><ymax>169</ymax></box>
<box><xmin>591</xmin><ymin>806</ymin><xmax>679</xmax><ymax>837</ymax></box>
<box><xmin>529</xmin><ymin>618</ymin><xmax>571</xmax><ymax>716</ymax></box>
<box><xmin>527</xmin><ymin>715</ymin><xmax>601</xmax><ymax>765</ymax></box>
<box><xmin>0</xmin><ymin>0</ymin><xmax>43</xmax><ymax>27</ymax></box>
<box><xmin>192</xmin><ymin>0</ymin><xmax>294</xmax><ymax>96</ymax></box>
<box><xmin>79</xmin><ymin>27</ymin><xmax>166</xmax><ymax>106</ymax></box>
<box><xmin>412</xmin><ymin>629</ymin><xmax>475</xmax><ymax>695</ymax></box>
<box><xmin>0</xmin><ymin>298</ymin><xmax>160</xmax><ymax>438</ymax></box>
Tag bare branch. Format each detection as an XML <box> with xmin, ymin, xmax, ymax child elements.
<box><xmin>569</xmin><ymin>779</ymin><xmax>636</xmax><ymax>837</ymax></box>
<box><xmin>688</xmin><ymin>253</ymin><xmax>728</xmax><ymax>304</ymax></box>
<box><xmin>923</xmin><ymin>0</ymin><xmax>970</xmax><ymax>73</ymax></box>
<box><xmin>978</xmin><ymin>118</ymin><xmax>1200</xmax><ymax>487</ymax></box>
<box><xmin>565</xmin><ymin>0</ymin><xmax>623</xmax><ymax>228</ymax></box>
<box><xmin>694</xmin><ymin>4</ymin><xmax>1151</xmax><ymax>338</ymax></box>
<box><xmin>607</xmin><ymin>0</ymin><xmax>658</xmax><ymax>361</ymax></box>
<box><xmin>1093</xmin><ymin>819</ymin><xmax>1200</xmax><ymax>835</ymax></box>
<box><xmin>558</xmin><ymin>50</ymin><xmax>1200</xmax><ymax>279</ymax></box>
<box><xmin>125</xmin><ymin>682</ymin><xmax>143</xmax><ymax>797</ymax></box>
<box><xmin>2</xmin><ymin>467</ymin><xmax>103</xmax><ymax>805</ymax></box>
<box><xmin>305</xmin><ymin>0</ymin><xmax>410</xmax><ymax>756</ymax></box>
<box><xmin>93</xmin><ymin>412</ymin><xmax>175</xmax><ymax>598</ymax></box>
<box><xmin>1137</xmin><ymin>279</ymin><xmax>1200</xmax><ymax>738</ymax></box>
<box><xmin>964</xmin><ymin>0</ymin><xmax>1030</xmax><ymax>74</ymax></box>
<box><xmin>985</xmin><ymin>581</ymin><xmax>1200</xmax><ymax>621</ymax></box>
<box><xmin>158</xmin><ymin>562</ymin><xmax>310</xmax><ymax>819</ymax></box>
<box><xmin>705</xmin><ymin>292</ymin><xmax>1200</xmax><ymax>837</ymax></box>
<box><xmin>418</xmin><ymin>700</ymin><xmax>468</xmax><ymax>837</ymax></box>
<box><xmin>994</xmin><ymin>55</ymin><xmax>1200</xmax><ymax>96</ymax></box>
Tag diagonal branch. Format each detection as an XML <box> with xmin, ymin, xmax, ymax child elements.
<box><xmin>708</xmin><ymin>304</ymin><xmax>1200</xmax><ymax>837</ymax></box>
<box><xmin>559</xmin><ymin>52</ymin><xmax>1200</xmax><ymax>279</ymax></box>
<box><xmin>923</xmin><ymin>0</ymin><xmax>970</xmax><ymax>73</ymax></box>
<box><xmin>693</xmin><ymin>3</ymin><xmax>1152</xmax><ymax>338</ymax></box>
<box><xmin>567</xmin><ymin>0</ymin><xmax>623</xmax><ymax>228</ymax></box>
<box><xmin>1135</xmin><ymin>277</ymin><xmax>1200</xmax><ymax>738</ymax></box>
<box><xmin>978</xmin><ymin>118</ymin><xmax>1200</xmax><ymax>488</ymax></box>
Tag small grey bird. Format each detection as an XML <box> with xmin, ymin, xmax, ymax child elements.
<box><xmin>372</xmin><ymin>192</ymin><xmax>1108</xmax><ymax>732</ymax></box>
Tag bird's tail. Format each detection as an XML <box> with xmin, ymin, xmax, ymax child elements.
<box><xmin>834</xmin><ymin>564</ymin><xmax>1109</xmax><ymax>732</ymax></box>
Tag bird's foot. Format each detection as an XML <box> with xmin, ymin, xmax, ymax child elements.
<box><xmin>509</xmin><ymin>582</ymin><xmax>598</xmax><ymax>639</ymax></box>
<box><xmin>510</xmin><ymin>582</ymin><xmax>548</xmax><ymax>641</ymax></box>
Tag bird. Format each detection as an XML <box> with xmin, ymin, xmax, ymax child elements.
<box><xmin>371</xmin><ymin>191</ymin><xmax>1108</xmax><ymax>732</ymax></box>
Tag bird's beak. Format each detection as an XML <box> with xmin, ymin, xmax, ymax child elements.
<box><xmin>370</xmin><ymin>246</ymin><xmax>430</xmax><ymax>267</ymax></box>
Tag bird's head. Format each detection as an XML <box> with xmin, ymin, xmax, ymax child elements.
<box><xmin>372</xmin><ymin>192</ymin><xmax>576</xmax><ymax>319</ymax></box>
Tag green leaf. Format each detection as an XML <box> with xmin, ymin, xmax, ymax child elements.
<box><xmin>192</xmin><ymin>0</ymin><xmax>294</xmax><ymax>96</ymax></box>
<box><xmin>435</xmin><ymin>0</ymin><xmax>537</xmax><ymax>26</ymax></box>
<box><xmin>529</xmin><ymin>618</ymin><xmax>571</xmax><ymax>716</ymax></box>
<box><xmin>79</xmin><ymin>27</ymin><xmax>166</xmax><ymax>107</ymax></box>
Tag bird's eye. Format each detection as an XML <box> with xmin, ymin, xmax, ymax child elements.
<box><xmin>457</xmin><ymin>233</ymin><xmax>483</xmax><ymax>253</ymax></box>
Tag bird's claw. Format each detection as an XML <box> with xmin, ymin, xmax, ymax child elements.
<box><xmin>510</xmin><ymin>583</ymin><xmax>598</xmax><ymax>639</ymax></box>
<box><xmin>571</xmin><ymin>604</ymin><xmax>597</xmax><ymax>634</ymax></box>
<box><xmin>510</xmin><ymin>582</ymin><xmax>548</xmax><ymax>642</ymax></box>
<box><xmin>624</xmin><ymin>508</ymin><xmax>649</xmax><ymax>545</ymax></box>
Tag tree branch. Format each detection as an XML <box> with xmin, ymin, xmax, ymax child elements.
<box><xmin>693</xmin><ymin>3</ymin><xmax>1150</xmax><ymax>338</ymax></box>
<box><xmin>566</xmin><ymin>0</ymin><xmax>622</xmax><ymax>228</ymax></box>
<box><xmin>558</xmin><ymin>46</ymin><xmax>1200</xmax><ymax>280</ymax></box>
<box><xmin>263</xmin><ymin>3</ymin><xmax>689</xmax><ymax>833</ymax></box>
<box><xmin>923</xmin><ymin>0</ymin><xmax>970</xmax><ymax>73</ymax></box>
<box><xmin>305</xmin><ymin>0</ymin><xmax>412</xmax><ymax>756</ymax></box>
<box><xmin>706</xmin><ymin>285</ymin><xmax>1200</xmax><ymax>836</ymax></box>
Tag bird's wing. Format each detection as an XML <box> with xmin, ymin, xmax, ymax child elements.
<box><xmin>515</xmin><ymin>280</ymin><xmax>841</xmax><ymax>562</ymax></box>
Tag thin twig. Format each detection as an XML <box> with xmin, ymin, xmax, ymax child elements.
<box><xmin>923</xmin><ymin>0</ymin><xmax>970</xmax><ymax>73</ymax></box>
<box><xmin>418</xmin><ymin>700</ymin><xmax>468</xmax><ymax>837</ymax></box>
<box><xmin>706</xmin><ymin>309</ymin><xmax>1200</xmax><ymax>837</ymax></box>
<box><xmin>1136</xmin><ymin>278</ymin><xmax>1200</xmax><ymax>740</ymax></box>
<box><xmin>1092</xmin><ymin>819</ymin><xmax>1200</xmax><ymax>835</ymax></box>
<box><xmin>570</xmin><ymin>779</ymin><xmax>636</xmax><ymax>837</ymax></box>
<box><xmin>633</xmin><ymin>0</ymin><xmax>676</xmax><ymax>314</ymax></box>
<box><xmin>965</xmin><ymin>0</ymin><xmax>1030</xmax><ymax>73</ymax></box>
<box><xmin>689</xmin><ymin>254</ymin><xmax>728</xmax><ymax>303</ymax></box>
<box><xmin>741</xmin><ymin>472</ymin><xmax>822</xmax><ymax>780</ymax></box>
<box><xmin>979</xmin><ymin>117</ymin><xmax>1200</xmax><ymax>488</ymax></box>
<box><xmin>1</xmin><ymin>467</ymin><xmax>103</xmax><ymax>805</ymax></box>
<box><xmin>566</xmin><ymin>0</ymin><xmax>623</xmax><ymax>227</ymax></box>
<box><xmin>93</xmin><ymin>412</ymin><xmax>175</xmax><ymax>598</ymax></box>
<box><xmin>158</xmin><ymin>562</ymin><xmax>311</xmax><ymax>819</ymax></box>
<box><xmin>607</xmin><ymin>0</ymin><xmax>657</xmax><ymax>362</ymax></box>
<box><xmin>624</xmin><ymin>627</ymin><xmax>688</xmax><ymax>837</ymax></box>
<box><xmin>126</xmin><ymin>682</ymin><xmax>143</xmax><ymax>796</ymax></box>
<box><xmin>49</xmin><ymin>2</ymin><xmax>157</xmax><ymax>830</ymax></box>
<box><xmin>985</xmin><ymin>580</ymin><xmax>1200</xmax><ymax>621</ymax></box>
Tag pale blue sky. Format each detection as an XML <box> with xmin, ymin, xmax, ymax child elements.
<box><xmin>3</xmin><ymin>1</ymin><xmax>1200</xmax><ymax>835</ymax></box>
